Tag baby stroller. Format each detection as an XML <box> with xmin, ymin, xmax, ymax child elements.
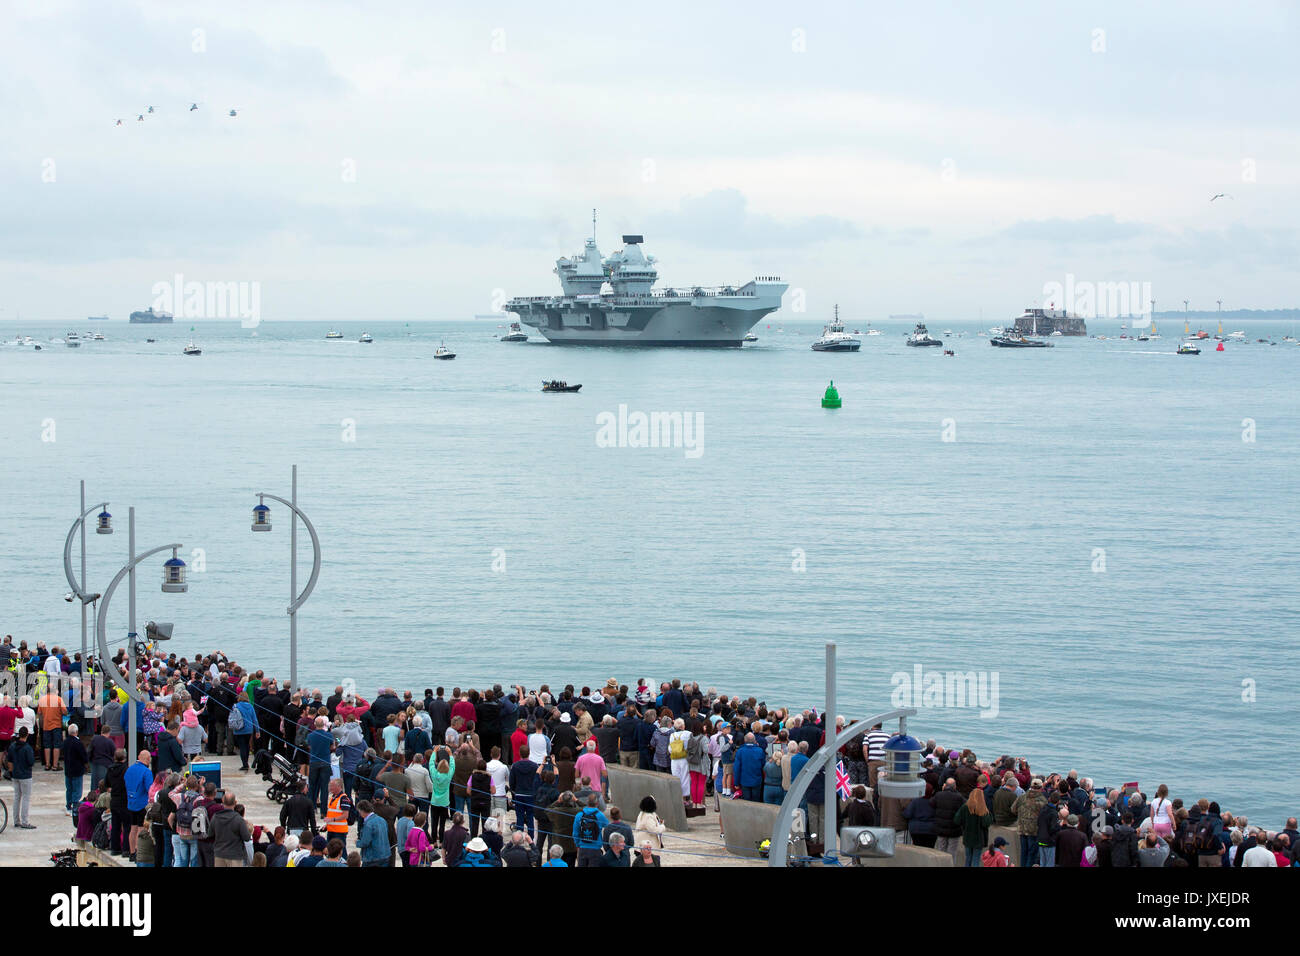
<box><xmin>257</xmin><ymin>750</ymin><xmax>304</xmax><ymax>804</ymax></box>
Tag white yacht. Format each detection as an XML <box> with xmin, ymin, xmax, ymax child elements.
<box><xmin>325</xmin><ymin>330</ymin><xmax>344</xmax><ymax>339</ymax></box>
<box><xmin>65</xmin><ymin>331</ymin><xmax>81</xmax><ymax>348</ymax></box>
<box><xmin>359</xmin><ymin>332</ymin><xmax>373</xmax><ymax>343</ymax></box>
<box><xmin>501</xmin><ymin>322</ymin><xmax>529</xmax><ymax>343</ymax></box>
<box><xmin>811</xmin><ymin>305</ymin><xmax>861</xmax><ymax>352</ymax></box>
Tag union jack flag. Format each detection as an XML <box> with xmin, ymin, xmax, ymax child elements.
<box><xmin>835</xmin><ymin>760</ymin><xmax>852</xmax><ymax>799</ymax></box>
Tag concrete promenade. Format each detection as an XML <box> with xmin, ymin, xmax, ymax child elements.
<box><xmin>1</xmin><ymin>754</ymin><xmax>761</xmax><ymax>868</ymax></box>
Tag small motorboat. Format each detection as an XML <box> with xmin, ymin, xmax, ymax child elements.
<box><xmin>325</xmin><ymin>330</ymin><xmax>344</xmax><ymax>339</ymax></box>
<box><xmin>742</xmin><ymin>331</ymin><xmax>758</xmax><ymax>343</ymax></box>
<box><xmin>542</xmin><ymin>380</ymin><xmax>581</xmax><ymax>392</ymax></box>
<box><xmin>991</xmin><ymin>332</ymin><xmax>1052</xmax><ymax>348</ymax></box>
<box><xmin>501</xmin><ymin>322</ymin><xmax>528</xmax><ymax>342</ymax></box>
<box><xmin>434</xmin><ymin>342</ymin><xmax>455</xmax><ymax>360</ymax></box>
<box><xmin>943</xmin><ymin>349</ymin><xmax>955</xmax><ymax>356</ymax></box>
<box><xmin>1177</xmin><ymin>342</ymin><xmax>1200</xmax><ymax>355</ymax></box>
<box><xmin>183</xmin><ymin>343</ymin><xmax>202</xmax><ymax>356</ymax></box>
<box><xmin>359</xmin><ymin>332</ymin><xmax>373</xmax><ymax>343</ymax></box>
<box><xmin>146</xmin><ymin>338</ymin><xmax>156</xmax><ymax>343</ymax></box>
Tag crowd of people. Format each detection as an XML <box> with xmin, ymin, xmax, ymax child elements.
<box><xmin>1</xmin><ymin>634</ymin><xmax>1296</xmax><ymax>868</ymax></box>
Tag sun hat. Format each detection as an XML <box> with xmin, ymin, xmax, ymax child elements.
<box><xmin>466</xmin><ymin>837</ymin><xmax>488</xmax><ymax>852</ymax></box>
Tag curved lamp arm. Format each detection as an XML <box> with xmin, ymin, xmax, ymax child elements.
<box><xmin>94</xmin><ymin>543</ymin><xmax>182</xmax><ymax>703</ymax></box>
<box><xmin>256</xmin><ymin>492</ymin><xmax>321</xmax><ymax>614</ymax></box>
<box><xmin>63</xmin><ymin>501</ymin><xmax>109</xmax><ymax>601</ymax></box>
<box><xmin>766</xmin><ymin>708</ymin><xmax>917</xmax><ymax>868</ymax></box>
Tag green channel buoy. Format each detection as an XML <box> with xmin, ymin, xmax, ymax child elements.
<box><xmin>822</xmin><ymin>380</ymin><xmax>841</xmax><ymax>408</ymax></box>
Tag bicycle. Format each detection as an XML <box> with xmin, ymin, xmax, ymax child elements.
<box><xmin>0</xmin><ymin>796</ymin><xmax>8</xmax><ymax>835</ymax></box>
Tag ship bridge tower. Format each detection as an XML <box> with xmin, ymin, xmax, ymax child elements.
<box><xmin>554</xmin><ymin>208</ymin><xmax>606</xmax><ymax>295</ymax></box>
<box><xmin>604</xmin><ymin>235</ymin><xmax>658</xmax><ymax>296</ymax></box>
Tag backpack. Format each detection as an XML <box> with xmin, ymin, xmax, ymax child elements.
<box><xmin>669</xmin><ymin>736</ymin><xmax>687</xmax><ymax>761</ymax></box>
<box><xmin>92</xmin><ymin>813</ymin><xmax>110</xmax><ymax>850</ymax></box>
<box><xmin>577</xmin><ymin>810</ymin><xmax>601</xmax><ymax>844</ymax></box>
<box><xmin>227</xmin><ymin>704</ymin><xmax>245</xmax><ymax>733</ymax></box>
<box><xmin>175</xmin><ymin>790</ymin><xmax>198</xmax><ymax>837</ymax></box>
<box><xmin>1194</xmin><ymin>819</ymin><xmax>1220</xmax><ymax>853</ymax></box>
<box><xmin>687</xmin><ymin>735</ymin><xmax>704</xmax><ymax>762</ymax></box>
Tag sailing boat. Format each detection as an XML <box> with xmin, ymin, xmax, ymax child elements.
<box><xmin>183</xmin><ymin>327</ymin><xmax>202</xmax><ymax>355</ymax></box>
<box><xmin>1149</xmin><ymin>317</ymin><xmax>1161</xmax><ymax>340</ymax></box>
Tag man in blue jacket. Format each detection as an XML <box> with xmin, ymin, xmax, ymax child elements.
<box><xmin>306</xmin><ymin>717</ymin><xmax>335</xmax><ymax>816</ymax></box>
<box><xmin>123</xmin><ymin>748</ymin><xmax>153</xmax><ymax>861</ymax></box>
<box><xmin>356</xmin><ymin>799</ymin><xmax>391</xmax><ymax>866</ymax></box>
<box><xmin>635</xmin><ymin>708</ymin><xmax>658</xmax><ymax>771</ymax></box>
<box><xmin>617</xmin><ymin>706</ymin><xmax>640</xmax><ymax>767</ymax></box>
<box><xmin>4</xmin><ymin>728</ymin><xmax>36</xmax><ymax>829</ymax></box>
<box><xmin>732</xmin><ymin>733</ymin><xmax>766</xmax><ymax>802</ymax></box>
<box><xmin>572</xmin><ymin>795</ymin><xmax>610</xmax><ymax>867</ymax></box>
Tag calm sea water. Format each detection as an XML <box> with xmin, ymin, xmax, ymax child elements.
<box><xmin>3</xmin><ymin>318</ymin><xmax>1297</xmax><ymax>823</ymax></box>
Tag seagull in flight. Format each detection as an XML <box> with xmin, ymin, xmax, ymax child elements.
<box><xmin>1210</xmin><ymin>193</ymin><xmax>1233</xmax><ymax>202</ymax></box>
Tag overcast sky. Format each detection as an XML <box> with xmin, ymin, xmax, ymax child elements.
<box><xmin>2</xmin><ymin>0</ymin><xmax>1297</xmax><ymax>322</ymax></box>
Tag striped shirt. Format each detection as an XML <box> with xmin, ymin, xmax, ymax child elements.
<box><xmin>864</xmin><ymin>730</ymin><xmax>891</xmax><ymax>762</ymax></box>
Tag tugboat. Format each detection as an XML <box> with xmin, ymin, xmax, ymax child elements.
<box><xmin>811</xmin><ymin>305</ymin><xmax>861</xmax><ymax>351</ymax></box>
<box><xmin>991</xmin><ymin>331</ymin><xmax>1052</xmax><ymax>348</ymax></box>
<box><xmin>325</xmin><ymin>329</ymin><xmax>344</xmax><ymax>339</ymax></box>
<box><xmin>434</xmin><ymin>342</ymin><xmax>456</xmax><ymax>360</ymax></box>
<box><xmin>359</xmin><ymin>332</ymin><xmax>373</xmax><ymax>343</ymax></box>
<box><xmin>501</xmin><ymin>322</ymin><xmax>529</xmax><ymax>343</ymax></box>
<box><xmin>542</xmin><ymin>380</ymin><xmax>581</xmax><ymax>392</ymax></box>
<box><xmin>906</xmin><ymin>322</ymin><xmax>942</xmax><ymax>347</ymax></box>
<box><xmin>1177</xmin><ymin>341</ymin><xmax>1201</xmax><ymax>355</ymax></box>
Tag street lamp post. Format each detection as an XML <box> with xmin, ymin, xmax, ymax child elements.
<box><xmin>94</xmin><ymin>507</ymin><xmax>187</xmax><ymax>750</ymax></box>
<box><xmin>251</xmin><ymin>465</ymin><xmax>321</xmax><ymax>692</ymax></box>
<box><xmin>63</xmin><ymin>482</ymin><xmax>112</xmax><ymax>716</ymax></box>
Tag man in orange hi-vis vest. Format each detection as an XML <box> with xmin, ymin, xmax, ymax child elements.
<box><xmin>325</xmin><ymin>777</ymin><xmax>353</xmax><ymax>851</ymax></box>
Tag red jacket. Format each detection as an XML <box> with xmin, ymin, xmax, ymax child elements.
<box><xmin>451</xmin><ymin>699</ymin><xmax>476</xmax><ymax>727</ymax></box>
<box><xmin>0</xmin><ymin>705</ymin><xmax>20</xmax><ymax>740</ymax></box>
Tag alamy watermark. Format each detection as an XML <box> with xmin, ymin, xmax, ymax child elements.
<box><xmin>151</xmin><ymin>273</ymin><xmax>261</xmax><ymax>327</ymax></box>
<box><xmin>1</xmin><ymin>670</ymin><xmax>104</xmax><ymax>714</ymax></box>
<box><xmin>890</xmin><ymin>665</ymin><xmax>1000</xmax><ymax>719</ymax></box>
<box><xmin>595</xmin><ymin>405</ymin><xmax>703</xmax><ymax>459</ymax></box>
<box><xmin>1041</xmin><ymin>274</ymin><xmax>1153</xmax><ymax>323</ymax></box>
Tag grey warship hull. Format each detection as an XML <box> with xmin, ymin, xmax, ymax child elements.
<box><xmin>506</xmin><ymin>221</ymin><xmax>786</xmax><ymax>346</ymax></box>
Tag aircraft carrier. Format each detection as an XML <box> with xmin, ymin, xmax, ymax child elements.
<box><xmin>505</xmin><ymin>217</ymin><xmax>786</xmax><ymax>346</ymax></box>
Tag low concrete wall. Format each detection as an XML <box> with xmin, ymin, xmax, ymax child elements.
<box><xmin>719</xmin><ymin>798</ymin><xmax>807</xmax><ymax>862</ymax></box>
<box><xmin>990</xmin><ymin>825</ymin><xmax>1020</xmax><ymax>866</ymax></box>
<box><xmin>607</xmin><ymin>765</ymin><xmax>688</xmax><ymax>832</ymax></box>
<box><xmin>860</xmin><ymin>844</ymin><xmax>955</xmax><ymax>867</ymax></box>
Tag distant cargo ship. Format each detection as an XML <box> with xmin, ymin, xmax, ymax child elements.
<box><xmin>129</xmin><ymin>307</ymin><xmax>173</xmax><ymax>323</ymax></box>
<box><xmin>87</xmin><ymin>315</ymin><xmax>109</xmax><ymax>321</ymax></box>
<box><xmin>889</xmin><ymin>313</ymin><xmax>925</xmax><ymax>322</ymax></box>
